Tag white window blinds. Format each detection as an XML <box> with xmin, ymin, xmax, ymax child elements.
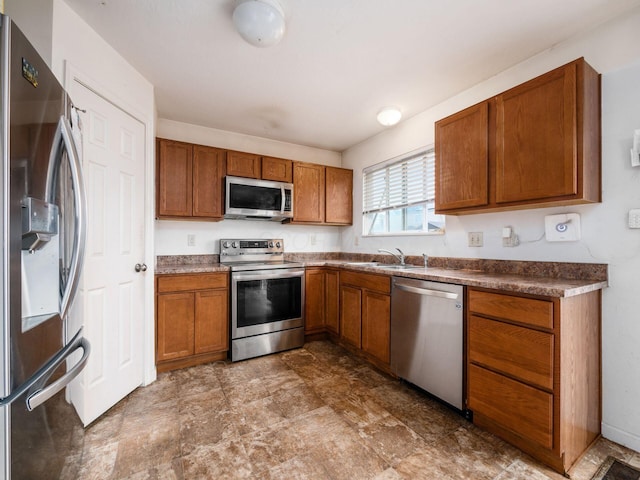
<box><xmin>363</xmin><ymin>148</ymin><xmax>435</xmax><ymax>214</ymax></box>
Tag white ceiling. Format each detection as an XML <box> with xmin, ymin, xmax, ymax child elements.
<box><xmin>63</xmin><ymin>0</ymin><xmax>640</xmax><ymax>152</ymax></box>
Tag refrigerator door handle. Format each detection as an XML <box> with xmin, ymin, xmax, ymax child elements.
<box><xmin>25</xmin><ymin>335</ymin><xmax>90</xmax><ymax>411</ymax></box>
<box><xmin>45</xmin><ymin>115</ymin><xmax>87</xmax><ymax>320</ymax></box>
<box><xmin>0</xmin><ymin>328</ymin><xmax>90</xmax><ymax>409</ymax></box>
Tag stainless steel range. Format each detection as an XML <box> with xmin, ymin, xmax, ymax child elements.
<box><xmin>221</xmin><ymin>239</ymin><xmax>305</xmax><ymax>361</ymax></box>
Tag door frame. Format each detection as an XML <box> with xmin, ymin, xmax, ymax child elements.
<box><xmin>63</xmin><ymin>61</ymin><xmax>156</xmax><ymax>387</ymax></box>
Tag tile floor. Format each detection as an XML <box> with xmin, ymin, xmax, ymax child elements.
<box><xmin>62</xmin><ymin>341</ymin><xmax>640</xmax><ymax>479</ymax></box>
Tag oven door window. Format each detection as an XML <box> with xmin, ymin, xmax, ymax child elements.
<box><xmin>236</xmin><ymin>276</ymin><xmax>302</xmax><ymax>327</ymax></box>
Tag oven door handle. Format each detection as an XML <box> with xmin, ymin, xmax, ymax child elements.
<box><xmin>232</xmin><ymin>269</ymin><xmax>305</xmax><ymax>282</ymax></box>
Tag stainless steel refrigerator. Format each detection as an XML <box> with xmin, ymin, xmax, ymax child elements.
<box><xmin>0</xmin><ymin>15</ymin><xmax>90</xmax><ymax>480</ymax></box>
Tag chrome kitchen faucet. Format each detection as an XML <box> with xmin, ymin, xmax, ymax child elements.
<box><xmin>378</xmin><ymin>248</ymin><xmax>405</xmax><ymax>265</ymax></box>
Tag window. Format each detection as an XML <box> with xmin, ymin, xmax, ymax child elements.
<box><xmin>363</xmin><ymin>147</ymin><xmax>444</xmax><ymax>236</ymax></box>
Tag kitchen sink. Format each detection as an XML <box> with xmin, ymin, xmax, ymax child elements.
<box><xmin>344</xmin><ymin>262</ymin><xmax>424</xmax><ymax>270</ymax></box>
<box><xmin>374</xmin><ymin>264</ymin><xmax>424</xmax><ymax>270</ymax></box>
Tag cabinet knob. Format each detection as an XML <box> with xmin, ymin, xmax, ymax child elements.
<box><xmin>135</xmin><ymin>263</ymin><xmax>148</xmax><ymax>272</ymax></box>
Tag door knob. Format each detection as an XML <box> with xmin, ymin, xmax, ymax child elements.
<box><xmin>135</xmin><ymin>263</ymin><xmax>147</xmax><ymax>272</ymax></box>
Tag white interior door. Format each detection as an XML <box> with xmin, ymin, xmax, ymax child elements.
<box><xmin>67</xmin><ymin>80</ymin><xmax>146</xmax><ymax>426</ymax></box>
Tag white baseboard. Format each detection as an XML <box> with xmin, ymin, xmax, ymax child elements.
<box><xmin>602</xmin><ymin>423</ymin><xmax>640</xmax><ymax>453</ymax></box>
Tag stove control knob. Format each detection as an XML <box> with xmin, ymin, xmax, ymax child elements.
<box><xmin>222</xmin><ymin>241</ymin><xmax>229</xmax><ymax>248</ymax></box>
<box><xmin>275</xmin><ymin>241</ymin><xmax>281</xmax><ymax>248</ymax></box>
<box><xmin>231</xmin><ymin>241</ymin><xmax>238</xmax><ymax>248</ymax></box>
<box><xmin>268</xmin><ymin>241</ymin><xmax>274</xmax><ymax>248</ymax></box>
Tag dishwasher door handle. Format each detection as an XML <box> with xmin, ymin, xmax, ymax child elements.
<box><xmin>395</xmin><ymin>284</ymin><xmax>459</xmax><ymax>300</ymax></box>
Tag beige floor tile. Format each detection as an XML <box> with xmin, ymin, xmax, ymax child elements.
<box><xmin>312</xmin><ymin>434</ymin><xmax>389</xmax><ymax>480</ymax></box>
<box><xmin>271</xmin><ymin>382</ymin><xmax>325</xmax><ymax>419</ymax></box>
<box><xmin>116</xmin><ymin>458</ymin><xmax>184</xmax><ymax>480</ymax></box>
<box><xmin>67</xmin><ymin>340</ymin><xmax>639</xmax><ymax>480</ymax></box>
<box><xmin>76</xmin><ymin>442</ymin><xmax>119</xmax><ymax>480</ymax></box>
<box><xmin>232</xmin><ymin>394</ymin><xmax>287</xmax><ymax>435</ymax></box>
<box><xmin>494</xmin><ymin>459</ymin><xmax>556</xmax><ymax>480</ymax></box>
<box><xmin>358</xmin><ymin>415</ymin><xmax>429</xmax><ymax>466</ymax></box>
<box><xmin>181</xmin><ymin>438</ymin><xmax>254</xmax><ymax>479</ymax></box>
<box><xmin>179</xmin><ymin>400</ymin><xmax>238</xmax><ymax>455</ymax></box>
<box><xmin>267</xmin><ymin>453</ymin><xmax>333</xmax><ymax>480</ymax></box>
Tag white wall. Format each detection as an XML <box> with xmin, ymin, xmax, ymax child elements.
<box><xmin>155</xmin><ymin>119</ymin><xmax>343</xmax><ymax>255</ymax></box>
<box><xmin>342</xmin><ymin>8</ymin><xmax>640</xmax><ymax>451</ymax></box>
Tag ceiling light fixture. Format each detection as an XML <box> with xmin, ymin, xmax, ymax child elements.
<box><xmin>232</xmin><ymin>0</ymin><xmax>286</xmax><ymax>48</ymax></box>
<box><xmin>376</xmin><ymin>107</ymin><xmax>402</xmax><ymax>126</ymax></box>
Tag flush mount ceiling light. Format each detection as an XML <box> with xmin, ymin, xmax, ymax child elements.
<box><xmin>376</xmin><ymin>107</ymin><xmax>402</xmax><ymax>126</ymax></box>
<box><xmin>232</xmin><ymin>0</ymin><xmax>286</xmax><ymax>47</ymax></box>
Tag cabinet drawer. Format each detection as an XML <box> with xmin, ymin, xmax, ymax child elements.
<box><xmin>469</xmin><ymin>315</ymin><xmax>554</xmax><ymax>390</ymax></box>
<box><xmin>157</xmin><ymin>273</ymin><xmax>228</xmax><ymax>293</ymax></box>
<box><xmin>468</xmin><ymin>364</ymin><xmax>553</xmax><ymax>449</ymax></box>
<box><xmin>340</xmin><ymin>271</ymin><xmax>390</xmax><ymax>294</ymax></box>
<box><xmin>469</xmin><ymin>289</ymin><xmax>553</xmax><ymax>330</ymax></box>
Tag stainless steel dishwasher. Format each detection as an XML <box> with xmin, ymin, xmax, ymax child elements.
<box><xmin>390</xmin><ymin>277</ymin><xmax>464</xmax><ymax>410</ymax></box>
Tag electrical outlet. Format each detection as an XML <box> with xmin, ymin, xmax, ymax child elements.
<box><xmin>502</xmin><ymin>226</ymin><xmax>519</xmax><ymax>247</ymax></box>
<box><xmin>468</xmin><ymin>232</ymin><xmax>483</xmax><ymax>247</ymax></box>
<box><xmin>187</xmin><ymin>234</ymin><xmax>196</xmax><ymax>247</ymax></box>
<box><xmin>310</xmin><ymin>234</ymin><xmax>317</xmax><ymax>245</ymax></box>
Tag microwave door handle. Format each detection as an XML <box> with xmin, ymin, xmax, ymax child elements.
<box><xmin>45</xmin><ymin>116</ymin><xmax>87</xmax><ymax>320</ymax></box>
<box><xmin>281</xmin><ymin>185</ymin><xmax>286</xmax><ymax>213</ymax></box>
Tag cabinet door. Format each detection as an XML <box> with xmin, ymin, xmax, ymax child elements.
<box><xmin>293</xmin><ymin>162</ymin><xmax>325</xmax><ymax>223</ymax></box>
<box><xmin>156</xmin><ymin>292</ymin><xmax>195</xmax><ymax>361</ymax></box>
<box><xmin>192</xmin><ymin>145</ymin><xmax>225</xmax><ymax>218</ymax></box>
<box><xmin>325</xmin><ymin>167</ymin><xmax>353</xmax><ymax>225</ymax></box>
<box><xmin>496</xmin><ymin>63</ymin><xmax>577</xmax><ymax>203</ymax></box>
<box><xmin>305</xmin><ymin>269</ymin><xmax>326</xmax><ymax>333</ymax></box>
<box><xmin>227</xmin><ymin>150</ymin><xmax>261</xmax><ymax>178</ymax></box>
<box><xmin>361</xmin><ymin>291</ymin><xmax>391</xmax><ymax>364</ymax></box>
<box><xmin>157</xmin><ymin>139</ymin><xmax>192</xmax><ymax>217</ymax></box>
<box><xmin>325</xmin><ymin>270</ymin><xmax>340</xmax><ymax>335</ymax></box>
<box><xmin>262</xmin><ymin>156</ymin><xmax>293</xmax><ymax>183</ymax></box>
<box><xmin>435</xmin><ymin>102</ymin><xmax>489</xmax><ymax>212</ymax></box>
<box><xmin>194</xmin><ymin>289</ymin><xmax>228</xmax><ymax>355</ymax></box>
<box><xmin>340</xmin><ymin>285</ymin><xmax>362</xmax><ymax>348</ymax></box>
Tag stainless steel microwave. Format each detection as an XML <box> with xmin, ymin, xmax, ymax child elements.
<box><xmin>224</xmin><ymin>176</ymin><xmax>293</xmax><ymax>221</ymax></box>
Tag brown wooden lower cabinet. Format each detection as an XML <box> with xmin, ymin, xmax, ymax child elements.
<box><xmin>466</xmin><ymin>287</ymin><xmax>601</xmax><ymax>475</ymax></box>
<box><xmin>156</xmin><ymin>273</ymin><xmax>229</xmax><ymax>372</ymax></box>
<box><xmin>304</xmin><ymin>267</ymin><xmax>339</xmax><ymax>336</ymax></box>
<box><xmin>339</xmin><ymin>270</ymin><xmax>391</xmax><ymax>367</ymax></box>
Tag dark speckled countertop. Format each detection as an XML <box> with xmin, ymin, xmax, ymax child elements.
<box><xmin>156</xmin><ymin>253</ymin><xmax>607</xmax><ymax>298</ymax></box>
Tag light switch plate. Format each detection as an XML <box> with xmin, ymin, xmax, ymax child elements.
<box><xmin>545</xmin><ymin>213</ymin><xmax>581</xmax><ymax>241</ymax></box>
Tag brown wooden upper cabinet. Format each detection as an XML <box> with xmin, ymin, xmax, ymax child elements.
<box><xmin>226</xmin><ymin>150</ymin><xmax>262</xmax><ymax>179</ymax></box>
<box><xmin>262</xmin><ymin>156</ymin><xmax>293</xmax><ymax>182</ymax></box>
<box><xmin>292</xmin><ymin>162</ymin><xmax>353</xmax><ymax>225</ymax></box>
<box><xmin>226</xmin><ymin>151</ymin><xmax>294</xmax><ymax>183</ymax></box>
<box><xmin>435</xmin><ymin>58</ymin><xmax>601</xmax><ymax>214</ymax></box>
<box><xmin>156</xmin><ymin>138</ymin><xmax>226</xmax><ymax>220</ymax></box>
<box><xmin>326</xmin><ymin>167</ymin><xmax>353</xmax><ymax>225</ymax></box>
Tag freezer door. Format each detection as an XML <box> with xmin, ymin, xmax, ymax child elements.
<box><xmin>1</xmin><ymin>15</ymin><xmax>88</xmax><ymax>480</ymax></box>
